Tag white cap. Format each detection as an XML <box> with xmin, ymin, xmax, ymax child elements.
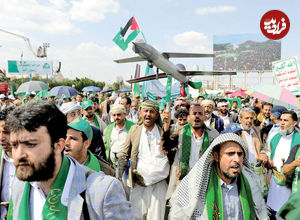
<box><xmin>8</xmin><ymin>95</ymin><xmax>15</xmax><ymax>100</ymax></box>
<box><xmin>60</xmin><ymin>102</ymin><xmax>81</xmax><ymax>115</ymax></box>
<box><xmin>0</xmin><ymin>94</ymin><xmax>5</xmax><ymax>99</ymax></box>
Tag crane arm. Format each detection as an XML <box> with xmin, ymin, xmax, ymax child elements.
<box><xmin>0</xmin><ymin>28</ymin><xmax>37</xmax><ymax>57</ymax></box>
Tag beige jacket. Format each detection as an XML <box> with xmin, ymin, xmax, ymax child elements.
<box><xmin>241</xmin><ymin>126</ymin><xmax>266</xmax><ymax>161</ymax></box>
<box><xmin>118</xmin><ymin>124</ymin><xmax>162</xmax><ymax>187</ymax></box>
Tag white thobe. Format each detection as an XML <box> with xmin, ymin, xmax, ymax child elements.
<box><xmin>189</xmin><ymin>132</ymin><xmax>204</xmax><ymax>169</ymax></box>
<box><xmin>267</xmin><ymin>132</ymin><xmax>293</xmax><ymax>212</ymax></box>
<box><xmin>132</xmin><ymin>125</ymin><xmax>169</xmax><ymax>220</ymax></box>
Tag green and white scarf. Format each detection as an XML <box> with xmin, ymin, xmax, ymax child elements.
<box><xmin>84</xmin><ymin>150</ymin><xmax>101</xmax><ymax>172</ymax></box>
<box><xmin>8</xmin><ymin>156</ymin><xmax>70</xmax><ymax>220</ymax></box>
<box><xmin>105</xmin><ymin>119</ymin><xmax>134</xmax><ymax>160</ymax></box>
<box><xmin>180</xmin><ymin>123</ymin><xmax>209</xmax><ymax>180</ymax></box>
<box><xmin>206</xmin><ymin>165</ymin><xmax>256</xmax><ymax>220</ymax></box>
<box><xmin>270</xmin><ymin>131</ymin><xmax>300</xmax><ymax>160</ymax></box>
<box><xmin>270</xmin><ymin>131</ymin><xmax>300</xmax><ymax>186</ymax></box>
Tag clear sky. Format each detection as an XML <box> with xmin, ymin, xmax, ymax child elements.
<box><xmin>0</xmin><ymin>0</ymin><xmax>299</xmax><ymax>88</ymax></box>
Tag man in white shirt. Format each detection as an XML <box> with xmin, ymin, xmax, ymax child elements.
<box><xmin>118</xmin><ymin>100</ymin><xmax>169</xmax><ymax>220</ymax></box>
<box><xmin>238</xmin><ymin>108</ymin><xmax>268</xmax><ymax>166</ymax></box>
<box><xmin>267</xmin><ymin>111</ymin><xmax>300</xmax><ymax>217</ymax></box>
<box><xmin>0</xmin><ymin>107</ymin><xmax>15</xmax><ymax>219</ymax></box>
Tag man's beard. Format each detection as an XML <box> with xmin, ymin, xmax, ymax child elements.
<box><xmin>15</xmin><ymin>148</ymin><xmax>56</xmax><ymax>182</ymax></box>
<box><xmin>220</xmin><ymin>109</ymin><xmax>228</xmax><ymax>115</ymax></box>
<box><xmin>242</xmin><ymin>124</ymin><xmax>252</xmax><ymax>131</ymax></box>
<box><xmin>218</xmin><ymin>161</ymin><xmax>241</xmax><ymax>179</ymax></box>
<box><xmin>280</xmin><ymin>126</ymin><xmax>294</xmax><ymax>136</ymax></box>
<box><xmin>85</xmin><ymin>113</ymin><xmax>94</xmax><ymax>119</ymax></box>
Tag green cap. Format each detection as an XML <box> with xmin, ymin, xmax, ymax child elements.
<box><xmin>47</xmin><ymin>93</ymin><xmax>56</xmax><ymax>98</ymax></box>
<box><xmin>24</xmin><ymin>93</ymin><xmax>30</xmax><ymax>97</ymax></box>
<box><xmin>68</xmin><ymin>117</ymin><xmax>93</xmax><ymax>140</ymax></box>
<box><xmin>81</xmin><ymin>99</ymin><xmax>93</xmax><ymax>110</ymax></box>
<box><xmin>61</xmin><ymin>94</ymin><xmax>69</xmax><ymax>99</ymax></box>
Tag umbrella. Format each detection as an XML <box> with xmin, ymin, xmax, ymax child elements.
<box><xmin>246</xmin><ymin>84</ymin><xmax>300</xmax><ymax>109</ymax></box>
<box><xmin>102</xmin><ymin>88</ymin><xmax>113</xmax><ymax>93</ymax></box>
<box><xmin>231</xmin><ymin>89</ymin><xmax>247</xmax><ymax>97</ymax></box>
<box><xmin>119</xmin><ymin>88</ymin><xmax>131</xmax><ymax>93</ymax></box>
<box><xmin>82</xmin><ymin>86</ymin><xmax>102</xmax><ymax>92</ymax></box>
<box><xmin>16</xmin><ymin>81</ymin><xmax>49</xmax><ymax>94</ymax></box>
<box><xmin>49</xmin><ymin>86</ymin><xmax>78</xmax><ymax>98</ymax></box>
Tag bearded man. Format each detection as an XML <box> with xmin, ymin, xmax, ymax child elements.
<box><xmin>217</xmin><ymin>100</ymin><xmax>238</xmax><ymax>128</ymax></box>
<box><xmin>169</xmin><ymin>133</ymin><xmax>268</xmax><ymax>219</ymax></box>
<box><xmin>201</xmin><ymin>99</ymin><xmax>224</xmax><ymax>133</ymax></box>
<box><xmin>267</xmin><ymin>111</ymin><xmax>300</xmax><ymax>216</ymax></box>
<box><xmin>161</xmin><ymin>104</ymin><xmax>218</xmax><ymax>200</ymax></box>
<box><xmin>6</xmin><ymin>101</ymin><xmax>132</xmax><ymax>219</ymax></box>
<box><xmin>82</xmin><ymin>99</ymin><xmax>107</xmax><ymax>136</ymax></box>
<box><xmin>118</xmin><ymin>100</ymin><xmax>170</xmax><ymax>220</ymax></box>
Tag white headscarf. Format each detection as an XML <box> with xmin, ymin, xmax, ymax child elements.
<box><xmin>169</xmin><ymin>133</ymin><xmax>268</xmax><ymax>220</ymax></box>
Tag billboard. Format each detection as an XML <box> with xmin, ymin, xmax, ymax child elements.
<box><xmin>273</xmin><ymin>56</ymin><xmax>300</xmax><ymax>95</ymax></box>
<box><xmin>8</xmin><ymin>60</ymin><xmax>53</xmax><ymax>75</ymax></box>
<box><xmin>213</xmin><ymin>34</ymin><xmax>281</xmax><ymax>71</ymax></box>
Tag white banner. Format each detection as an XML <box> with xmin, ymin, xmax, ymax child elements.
<box><xmin>8</xmin><ymin>60</ymin><xmax>53</xmax><ymax>75</ymax></box>
<box><xmin>272</xmin><ymin>56</ymin><xmax>300</xmax><ymax>95</ymax></box>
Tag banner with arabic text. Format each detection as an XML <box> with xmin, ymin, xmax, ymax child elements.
<box><xmin>272</xmin><ymin>56</ymin><xmax>300</xmax><ymax>95</ymax></box>
<box><xmin>8</xmin><ymin>60</ymin><xmax>53</xmax><ymax>75</ymax></box>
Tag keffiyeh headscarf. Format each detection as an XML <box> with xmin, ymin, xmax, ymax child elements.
<box><xmin>169</xmin><ymin>133</ymin><xmax>268</xmax><ymax>220</ymax></box>
<box><xmin>137</xmin><ymin>100</ymin><xmax>162</xmax><ymax>126</ymax></box>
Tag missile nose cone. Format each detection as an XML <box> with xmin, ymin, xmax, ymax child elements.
<box><xmin>132</xmin><ymin>42</ymin><xmax>142</xmax><ymax>54</ymax></box>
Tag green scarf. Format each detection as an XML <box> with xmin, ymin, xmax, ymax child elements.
<box><xmin>292</xmin><ymin>148</ymin><xmax>300</xmax><ymax>193</ymax></box>
<box><xmin>99</xmin><ymin>97</ymin><xmax>106</xmax><ymax>105</ymax></box>
<box><xmin>270</xmin><ymin>131</ymin><xmax>300</xmax><ymax>160</ymax></box>
<box><xmin>93</xmin><ymin>115</ymin><xmax>100</xmax><ymax>129</ymax></box>
<box><xmin>180</xmin><ymin>123</ymin><xmax>210</xmax><ymax>180</ymax></box>
<box><xmin>84</xmin><ymin>150</ymin><xmax>101</xmax><ymax>172</ymax></box>
<box><xmin>83</xmin><ymin>114</ymin><xmax>100</xmax><ymax>129</ymax></box>
<box><xmin>206</xmin><ymin>165</ymin><xmax>256</xmax><ymax>220</ymax></box>
<box><xmin>8</xmin><ymin>156</ymin><xmax>70</xmax><ymax>220</ymax></box>
<box><xmin>105</xmin><ymin>119</ymin><xmax>134</xmax><ymax>160</ymax></box>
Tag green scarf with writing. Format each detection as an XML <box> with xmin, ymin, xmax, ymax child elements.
<box><xmin>270</xmin><ymin>131</ymin><xmax>300</xmax><ymax>160</ymax></box>
<box><xmin>206</xmin><ymin>165</ymin><xmax>256</xmax><ymax>220</ymax></box>
<box><xmin>180</xmin><ymin>123</ymin><xmax>209</xmax><ymax>180</ymax></box>
<box><xmin>8</xmin><ymin>156</ymin><xmax>70</xmax><ymax>220</ymax></box>
<box><xmin>84</xmin><ymin>150</ymin><xmax>101</xmax><ymax>172</ymax></box>
<box><xmin>105</xmin><ymin>119</ymin><xmax>134</xmax><ymax>160</ymax></box>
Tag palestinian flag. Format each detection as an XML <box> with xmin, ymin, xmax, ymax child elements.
<box><xmin>113</xmin><ymin>16</ymin><xmax>140</xmax><ymax>51</ymax></box>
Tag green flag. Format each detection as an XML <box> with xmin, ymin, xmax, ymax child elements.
<box><xmin>113</xmin><ymin>16</ymin><xmax>140</xmax><ymax>51</ymax></box>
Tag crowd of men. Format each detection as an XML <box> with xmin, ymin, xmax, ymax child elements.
<box><xmin>0</xmin><ymin>90</ymin><xmax>299</xmax><ymax>219</ymax></box>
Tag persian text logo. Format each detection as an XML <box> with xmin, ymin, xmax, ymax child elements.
<box><xmin>260</xmin><ymin>10</ymin><xmax>290</xmax><ymax>40</ymax></box>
